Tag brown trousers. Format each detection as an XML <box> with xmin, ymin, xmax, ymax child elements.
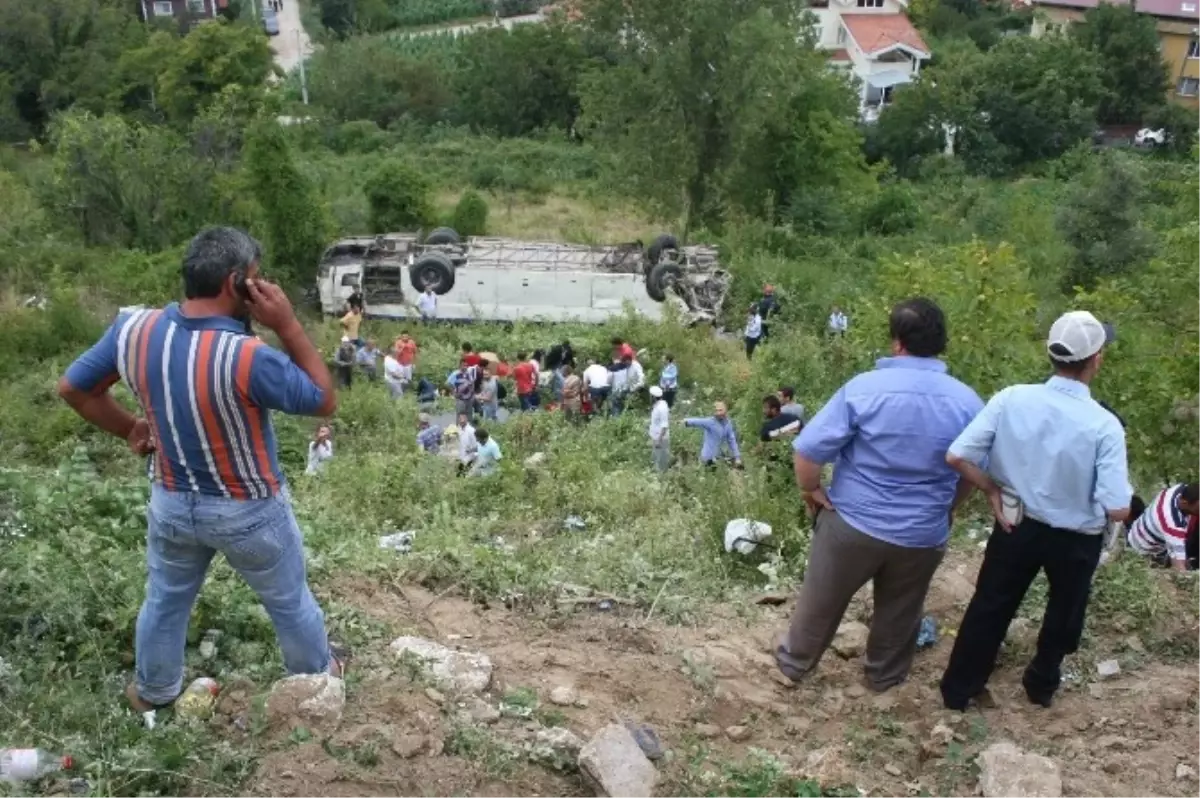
<box><xmin>776</xmin><ymin>508</ymin><xmax>945</xmax><ymax>691</ymax></box>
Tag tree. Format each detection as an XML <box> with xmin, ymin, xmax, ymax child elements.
<box><xmin>452</xmin><ymin>190</ymin><xmax>489</xmax><ymax>236</ymax></box>
<box><xmin>118</xmin><ymin>20</ymin><xmax>275</xmax><ymax>127</ymax></box>
<box><xmin>577</xmin><ymin>0</ymin><xmax>861</xmax><ymax>233</ymax></box>
<box><xmin>1056</xmin><ymin>151</ymin><xmax>1155</xmax><ymax>290</ymax></box>
<box><xmin>453</xmin><ymin>24</ymin><xmax>585</xmax><ymax>136</ymax></box>
<box><xmin>319</xmin><ymin>0</ymin><xmax>357</xmax><ymax>37</ymax></box>
<box><xmin>1070</xmin><ymin>3</ymin><xmax>1168</xmax><ymax>125</ymax></box>
<box><xmin>363</xmin><ymin>160</ymin><xmax>435</xmax><ymax>233</ymax></box>
<box><xmin>243</xmin><ymin>118</ymin><xmax>329</xmax><ymax>287</ymax></box>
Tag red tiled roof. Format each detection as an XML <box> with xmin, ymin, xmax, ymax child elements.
<box><xmin>828</xmin><ymin>48</ymin><xmax>852</xmax><ymax>60</ymax></box>
<box><xmin>841</xmin><ymin>13</ymin><xmax>930</xmax><ymax>56</ymax></box>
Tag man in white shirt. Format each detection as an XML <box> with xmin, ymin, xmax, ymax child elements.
<box><xmin>417</xmin><ymin>288</ymin><xmax>437</xmax><ymax>322</ymax></box>
<box><xmin>828</xmin><ymin>306</ymin><xmax>849</xmax><ymax>336</ymax></box>
<box><xmin>582</xmin><ymin>358</ymin><xmax>612</xmax><ymax>414</ymax></box>
<box><xmin>383</xmin><ymin>350</ymin><xmax>406</xmax><ymax>399</ymax></box>
<box><xmin>648</xmin><ymin>385</ymin><xmax>670</xmax><ymax>472</ymax></box>
<box><xmin>455</xmin><ymin>412</ymin><xmax>478</xmax><ymax>476</ymax></box>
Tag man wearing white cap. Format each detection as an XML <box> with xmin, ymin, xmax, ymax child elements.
<box><xmin>940</xmin><ymin>310</ymin><xmax>1132</xmax><ymax>711</ymax></box>
<box><xmin>648</xmin><ymin>385</ymin><xmax>670</xmax><ymax>472</ymax></box>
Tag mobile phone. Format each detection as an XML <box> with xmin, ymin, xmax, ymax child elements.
<box><xmin>233</xmin><ymin>270</ymin><xmax>249</xmax><ymax>300</ymax></box>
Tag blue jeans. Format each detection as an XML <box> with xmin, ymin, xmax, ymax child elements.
<box><xmin>519</xmin><ymin>392</ymin><xmax>538</xmax><ymax>411</ymax></box>
<box><xmin>553</xmin><ymin>368</ymin><xmax>566</xmax><ymax>402</ymax></box>
<box><xmin>136</xmin><ymin>485</ymin><xmax>331</xmax><ymax>704</ymax></box>
<box><xmin>483</xmin><ymin>401</ymin><xmax>499</xmax><ymax>420</ymax></box>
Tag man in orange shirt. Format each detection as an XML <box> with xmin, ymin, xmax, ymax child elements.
<box><xmin>513</xmin><ymin>351</ymin><xmax>539</xmax><ymax>411</ymax></box>
<box><xmin>393</xmin><ymin>331</ymin><xmax>418</xmax><ymax>385</ymax></box>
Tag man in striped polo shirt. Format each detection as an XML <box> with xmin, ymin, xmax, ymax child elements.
<box><xmin>58</xmin><ymin>227</ymin><xmax>341</xmax><ymax>712</ymax></box>
<box><xmin>1127</xmin><ymin>483</ymin><xmax>1198</xmax><ymax>571</ymax></box>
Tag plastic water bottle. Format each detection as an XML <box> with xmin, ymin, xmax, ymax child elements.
<box><xmin>1</xmin><ymin>749</ymin><xmax>72</xmax><ymax>783</ymax></box>
<box><xmin>175</xmin><ymin>676</ymin><xmax>220</xmax><ymax>719</ymax></box>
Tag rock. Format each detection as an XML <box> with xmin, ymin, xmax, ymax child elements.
<box><xmin>1095</xmin><ymin>735</ymin><xmax>1130</xmax><ymax>751</ymax></box>
<box><xmin>1176</xmin><ymin>764</ymin><xmax>1197</xmax><ymax>781</ymax></box>
<box><xmin>694</xmin><ymin>723</ymin><xmax>722</xmax><ymax>739</ymax></box>
<box><xmin>424</xmin><ymin>687</ymin><xmax>446</xmax><ymax>704</ymax></box>
<box><xmin>977</xmin><ymin>742</ymin><xmax>1062</xmax><ymax>798</ymax></box>
<box><xmin>831</xmin><ymin>622</ymin><xmax>869</xmax><ymax>659</ymax></box>
<box><xmin>1159</xmin><ymin>692</ymin><xmax>1192</xmax><ymax>712</ymax></box>
<box><xmin>579</xmin><ymin>723</ymin><xmax>659</xmax><ymax>797</ymax></box>
<box><xmin>527</xmin><ymin>726</ymin><xmax>584</xmax><ymax>770</ymax></box>
<box><xmin>548</xmin><ymin>686</ymin><xmax>579</xmax><ymax>706</ymax></box>
<box><xmin>754</xmin><ymin>592</ymin><xmax>791</xmax><ymax>606</ymax></box>
<box><xmin>884</xmin><ymin>763</ymin><xmax>903</xmax><ymax>777</ymax></box>
<box><xmin>465</xmin><ymin>697</ymin><xmax>501</xmax><ymax>724</ymax></box>
<box><xmin>725</xmin><ymin>725</ymin><xmax>752</xmax><ymax>742</ymax></box>
<box><xmin>784</xmin><ymin>716</ymin><xmax>811</xmax><ymax>736</ymax></box>
<box><xmin>845</xmin><ymin>684</ymin><xmax>867</xmax><ymax>699</ymax></box>
<box><xmin>391</xmin><ymin>733</ymin><xmax>426</xmax><ymax>759</ymax></box>
<box><xmin>390</xmin><ymin>636</ymin><xmax>493</xmax><ymax>694</ymax></box>
<box><xmin>524</xmin><ymin>452</ymin><xmax>547</xmax><ymax>468</ymax></box>
<box><xmin>1095</xmin><ymin>659</ymin><xmax>1121</xmax><ymax>679</ymax></box>
<box><xmin>265</xmin><ymin>674</ymin><xmax>345</xmax><ymax>731</ymax></box>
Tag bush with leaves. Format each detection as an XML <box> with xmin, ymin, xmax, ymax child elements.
<box><xmin>244</xmin><ymin>118</ymin><xmax>330</xmax><ymax>286</ymax></box>
<box><xmin>363</xmin><ymin>159</ymin><xmax>435</xmax><ymax>232</ymax></box>
<box><xmin>860</xmin><ymin>182</ymin><xmax>920</xmax><ymax>236</ymax></box>
<box><xmin>1056</xmin><ymin>152</ymin><xmax>1156</xmax><ymax>291</ymax></box>
<box><xmin>452</xmin><ymin>189</ymin><xmax>489</xmax><ymax>236</ymax></box>
<box><xmin>1070</xmin><ymin>2</ymin><xmax>1169</xmax><ymax>125</ymax></box>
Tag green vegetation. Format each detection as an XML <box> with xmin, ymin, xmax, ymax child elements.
<box><xmin>0</xmin><ymin>0</ymin><xmax>1197</xmax><ymax>794</ymax></box>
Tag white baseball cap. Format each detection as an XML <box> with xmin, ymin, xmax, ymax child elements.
<box><xmin>1047</xmin><ymin>311</ymin><xmax>1115</xmax><ymax>363</ymax></box>
<box><xmin>649</xmin><ymin>385</ymin><xmax>664</xmax><ymax>398</ymax></box>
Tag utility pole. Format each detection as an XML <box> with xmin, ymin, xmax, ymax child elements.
<box><xmin>297</xmin><ymin>29</ymin><xmax>309</xmax><ymax>105</ymax></box>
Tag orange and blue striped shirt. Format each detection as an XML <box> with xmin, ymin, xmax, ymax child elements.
<box><xmin>65</xmin><ymin>304</ymin><xmax>325</xmax><ymax>499</ymax></box>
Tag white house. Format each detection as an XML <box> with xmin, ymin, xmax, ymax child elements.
<box><xmin>809</xmin><ymin>0</ymin><xmax>931</xmax><ymax>118</ymax></box>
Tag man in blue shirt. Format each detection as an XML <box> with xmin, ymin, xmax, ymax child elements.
<box><xmin>776</xmin><ymin>298</ymin><xmax>983</xmax><ymax>692</ymax></box>
<box><xmin>940</xmin><ymin>310</ymin><xmax>1132</xmax><ymax>711</ymax></box>
<box><xmin>684</xmin><ymin>402</ymin><xmax>743</xmax><ymax>468</ymax></box>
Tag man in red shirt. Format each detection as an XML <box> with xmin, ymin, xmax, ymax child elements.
<box><xmin>612</xmin><ymin>337</ymin><xmax>635</xmax><ymax>362</ymax></box>
<box><xmin>393</xmin><ymin>331</ymin><xmax>418</xmax><ymax>384</ymax></box>
<box><xmin>513</xmin><ymin>351</ymin><xmax>539</xmax><ymax>411</ymax></box>
<box><xmin>461</xmin><ymin>342</ymin><xmax>482</xmax><ymax>369</ymax></box>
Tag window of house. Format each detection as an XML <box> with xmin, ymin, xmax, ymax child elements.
<box><xmin>1178</xmin><ymin>76</ymin><xmax>1200</xmax><ymax>96</ymax></box>
<box><xmin>856</xmin><ymin>0</ymin><xmax>885</xmax><ymax>8</ymax></box>
<box><xmin>153</xmin><ymin>1</ymin><xmax>174</xmax><ymax>15</ymax></box>
<box><xmin>187</xmin><ymin>0</ymin><xmax>205</xmax><ymax>12</ymax></box>
<box><xmin>1183</xmin><ymin>2</ymin><xmax>1197</xmax><ymax>13</ymax></box>
<box><xmin>341</xmin><ymin>274</ymin><xmax>360</xmax><ymax>287</ymax></box>
<box><xmin>1188</xmin><ymin>38</ymin><xmax>1199</xmax><ymax>59</ymax></box>
<box><xmin>837</xmin><ymin>24</ymin><xmax>847</xmax><ymax>44</ymax></box>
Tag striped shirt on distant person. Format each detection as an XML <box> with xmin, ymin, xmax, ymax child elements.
<box><xmin>64</xmin><ymin>303</ymin><xmax>325</xmax><ymax>499</ymax></box>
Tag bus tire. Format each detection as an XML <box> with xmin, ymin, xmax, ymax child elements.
<box><xmin>410</xmin><ymin>253</ymin><xmax>456</xmax><ymax>295</ymax></box>
<box><xmin>647</xmin><ymin>261</ymin><xmax>683</xmax><ymax>302</ymax></box>
<box><xmin>424</xmin><ymin>227</ymin><xmax>461</xmax><ymax>246</ymax></box>
<box><xmin>646</xmin><ymin>233</ymin><xmax>679</xmax><ymax>266</ymax></box>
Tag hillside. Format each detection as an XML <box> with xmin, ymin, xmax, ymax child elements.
<box><xmin>1</xmin><ymin>0</ymin><xmax>1198</xmax><ymax>795</ymax></box>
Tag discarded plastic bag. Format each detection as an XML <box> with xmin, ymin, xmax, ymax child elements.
<box><xmin>379</xmin><ymin>531</ymin><xmax>415</xmax><ymax>553</ymax></box>
<box><xmin>724</xmin><ymin>519</ymin><xmax>772</xmax><ymax>555</ymax></box>
<box><xmin>916</xmin><ymin>615</ymin><xmax>938</xmax><ymax>649</ymax></box>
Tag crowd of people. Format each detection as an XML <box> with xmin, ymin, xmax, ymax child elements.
<box><xmin>54</xmin><ymin>225</ymin><xmax>1195</xmax><ymax>719</ymax></box>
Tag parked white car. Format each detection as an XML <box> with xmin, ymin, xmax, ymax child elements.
<box><xmin>1134</xmin><ymin>128</ymin><xmax>1167</xmax><ymax>147</ymax></box>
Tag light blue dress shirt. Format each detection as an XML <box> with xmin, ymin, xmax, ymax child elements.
<box><xmin>794</xmin><ymin>357</ymin><xmax>984</xmax><ymax>548</ymax></box>
<box><xmin>948</xmin><ymin>376</ymin><xmax>1132</xmax><ymax>533</ymax></box>
<box><xmin>684</xmin><ymin>417</ymin><xmax>742</xmax><ymax>462</ymax></box>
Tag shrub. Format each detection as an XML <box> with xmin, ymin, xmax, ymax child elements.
<box><xmin>860</xmin><ymin>182</ymin><xmax>920</xmax><ymax>236</ymax></box>
<box><xmin>363</xmin><ymin>159</ymin><xmax>435</xmax><ymax>232</ymax></box>
<box><xmin>452</xmin><ymin>189</ymin><xmax>489</xmax><ymax>236</ymax></box>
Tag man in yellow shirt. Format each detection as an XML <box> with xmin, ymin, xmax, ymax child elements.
<box><xmin>340</xmin><ymin>306</ymin><xmax>363</xmax><ymax>346</ymax></box>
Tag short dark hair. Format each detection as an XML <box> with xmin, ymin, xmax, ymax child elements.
<box><xmin>476</xmin><ymin>428</ymin><xmax>489</xmax><ymax>443</ymax></box>
<box><xmin>182</xmin><ymin>227</ymin><xmax>262</xmax><ymax>300</ymax></box>
<box><xmin>517</xmin><ymin>351</ymin><xmax>528</xmax><ymax>361</ymax></box>
<box><xmin>889</xmin><ymin>298</ymin><xmax>947</xmax><ymax>358</ymax></box>
<box><xmin>461</xmin><ymin>342</ymin><xmax>472</xmax><ymax>352</ymax></box>
<box><xmin>665</xmin><ymin>353</ymin><xmax>674</xmax><ymax>362</ymax></box>
<box><xmin>779</xmin><ymin>386</ymin><xmax>795</xmax><ymax>400</ymax></box>
<box><xmin>1183</xmin><ymin>484</ymin><xmax>1199</xmax><ymax>503</ymax></box>
<box><xmin>763</xmin><ymin>395</ymin><xmax>781</xmax><ymax>411</ymax></box>
<box><xmin>611</xmin><ymin>337</ymin><xmax>624</xmax><ymax>345</ymax></box>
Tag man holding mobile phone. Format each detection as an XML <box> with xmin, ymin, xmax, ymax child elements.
<box><xmin>57</xmin><ymin>226</ymin><xmax>344</xmax><ymax>714</ymax></box>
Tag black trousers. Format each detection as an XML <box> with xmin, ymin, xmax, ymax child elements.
<box><xmin>745</xmin><ymin>336</ymin><xmax>759</xmax><ymax>359</ymax></box>
<box><xmin>940</xmin><ymin>517</ymin><xmax>1102</xmax><ymax>709</ymax></box>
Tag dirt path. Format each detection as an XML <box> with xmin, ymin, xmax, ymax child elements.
<box><xmin>269</xmin><ymin>0</ymin><xmax>313</xmax><ymax>73</ymax></box>
<box><xmin>239</xmin><ymin>549</ymin><xmax>1199</xmax><ymax>797</ymax></box>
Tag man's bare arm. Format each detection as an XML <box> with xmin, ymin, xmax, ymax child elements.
<box><xmin>58</xmin><ymin>378</ymin><xmax>137</xmax><ymax>440</ymax></box>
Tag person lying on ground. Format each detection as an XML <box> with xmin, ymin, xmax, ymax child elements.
<box><xmin>684</xmin><ymin>401</ymin><xmax>742</xmax><ymax>468</ymax></box>
<box><xmin>1126</xmin><ymin>483</ymin><xmax>1199</xmax><ymax>571</ymax></box>
<box><xmin>416</xmin><ymin>413</ymin><xmax>443</xmax><ymax>454</ymax></box>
